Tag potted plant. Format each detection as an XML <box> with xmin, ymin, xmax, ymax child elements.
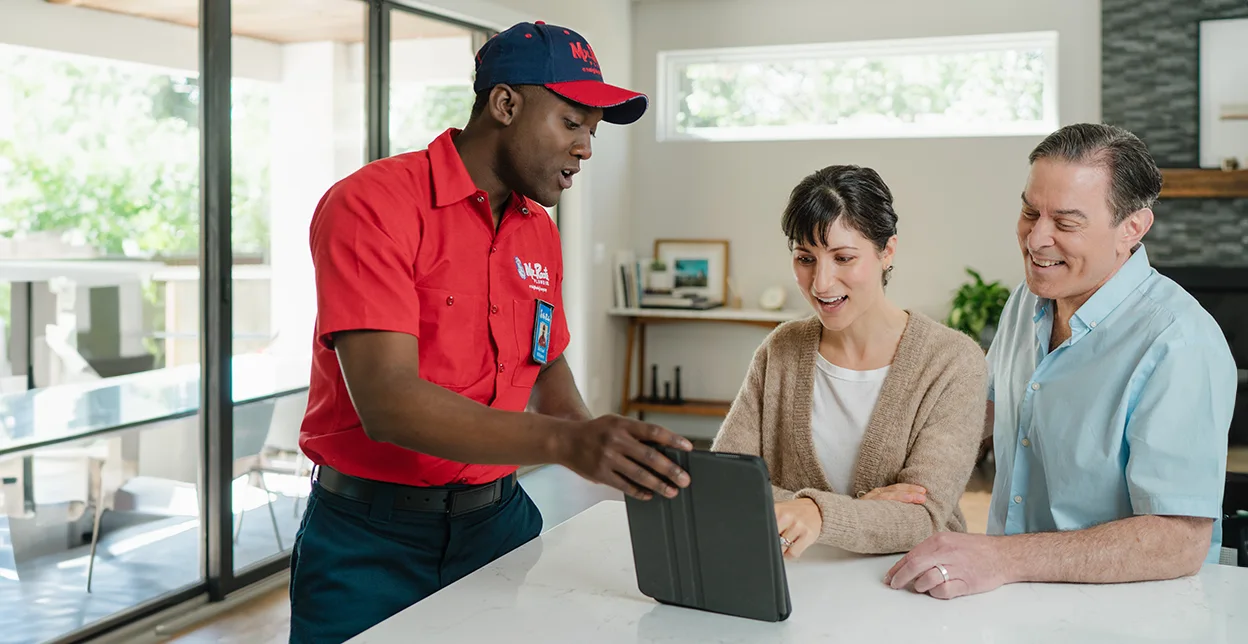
<box><xmin>946</xmin><ymin>267</ymin><xmax>1012</xmax><ymax>350</ymax></box>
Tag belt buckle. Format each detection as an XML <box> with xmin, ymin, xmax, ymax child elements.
<box><xmin>448</xmin><ymin>481</ymin><xmax>499</xmax><ymax>517</ymax></box>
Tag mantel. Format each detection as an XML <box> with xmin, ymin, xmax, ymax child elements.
<box><xmin>1159</xmin><ymin>168</ymin><xmax>1248</xmax><ymax>198</ymax></box>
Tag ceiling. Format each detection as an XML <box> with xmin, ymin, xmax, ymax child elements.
<box><xmin>47</xmin><ymin>0</ymin><xmax>477</xmax><ymax>44</ymax></box>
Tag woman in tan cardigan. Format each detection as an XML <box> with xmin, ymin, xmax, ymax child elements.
<box><xmin>712</xmin><ymin>164</ymin><xmax>987</xmax><ymax>558</ymax></box>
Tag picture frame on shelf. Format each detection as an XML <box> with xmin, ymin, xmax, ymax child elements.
<box><xmin>1198</xmin><ymin>17</ymin><xmax>1248</xmax><ymax>169</ymax></box>
<box><xmin>653</xmin><ymin>239</ymin><xmax>729</xmax><ymax>305</ymax></box>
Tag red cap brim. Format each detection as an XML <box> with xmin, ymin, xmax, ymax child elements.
<box><xmin>546</xmin><ymin>80</ymin><xmax>649</xmax><ymax>125</ymax></box>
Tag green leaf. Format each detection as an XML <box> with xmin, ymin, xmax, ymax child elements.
<box><xmin>945</xmin><ymin>265</ymin><xmax>1011</xmax><ymax>343</ymax></box>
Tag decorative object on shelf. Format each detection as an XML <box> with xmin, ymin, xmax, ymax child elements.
<box><xmin>653</xmin><ymin>239</ymin><xmax>729</xmax><ymax>306</ymax></box>
<box><xmin>649</xmin><ymin>364</ymin><xmax>660</xmax><ymax>403</ymax></box>
<box><xmin>673</xmin><ymin>366</ymin><xmax>683</xmax><ymax>404</ymax></box>
<box><xmin>759</xmin><ymin>285</ymin><xmax>786</xmax><ymax>311</ymax></box>
<box><xmin>664</xmin><ymin>381</ymin><xmax>672</xmax><ymax>402</ymax></box>
<box><xmin>645</xmin><ymin>258</ymin><xmax>674</xmax><ymax>293</ymax></box>
<box><xmin>945</xmin><ymin>267</ymin><xmax>1011</xmax><ymax>351</ymax></box>
<box><xmin>1198</xmin><ymin>17</ymin><xmax>1248</xmax><ymax>168</ymax></box>
<box><xmin>1222</xmin><ymin>157</ymin><xmax>1241</xmax><ymax>172</ymax></box>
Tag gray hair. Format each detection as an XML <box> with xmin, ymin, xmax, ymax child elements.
<box><xmin>1028</xmin><ymin>123</ymin><xmax>1162</xmax><ymax>225</ymax></box>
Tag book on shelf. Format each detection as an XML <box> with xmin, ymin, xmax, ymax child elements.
<box><xmin>613</xmin><ymin>250</ymin><xmax>643</xmax><ymax>309</ymax></box>
<box><xmin>638</xmin><ymin>293</ymin><xmax>722</xmax><ymax>310</ymax></box>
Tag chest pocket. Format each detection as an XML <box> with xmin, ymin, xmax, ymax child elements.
<box><xmin>415</xmin><ymin>286</ymin><xmax>488</xmax><ymax>389</ymax></box>
<box><xmin>511</xmin><ymin>298</ymin><xmax>543</xmax><ymax>389</ymax></box>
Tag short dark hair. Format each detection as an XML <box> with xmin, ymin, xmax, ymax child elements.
<box><xmin>469</xmin><ymin>89</ymin><xmax>490</xmax><ymax>120</ymax></box>
<box><xmin>781</xmin><ymin>165</ymin><xmax>899</xmax><ymax>255</ymax></box>
<box><xmin>1027</xmin><ymin>123</ymin><xmax>1162</xmax><ymax>225</ymax></box>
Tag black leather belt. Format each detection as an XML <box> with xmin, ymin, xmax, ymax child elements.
<box><xmin>315</xmin><ymin>466</ymin><xmax>516</xmax><ymax>517</ymax></box>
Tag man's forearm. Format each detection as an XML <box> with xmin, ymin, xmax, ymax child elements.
<box><xmin>340</xmin><ymin>354</ymin><xmax>571</xmax><ymax>466</ymax></box>
<box><xmin>529</xmin><ymin>356</ymin><xmax>593</xmax><ymax>421</ymax></box>
<box><xmin>999</xmin><ymin>515</ymin><xmax>1213</xmax><ymax>584</ymax></box>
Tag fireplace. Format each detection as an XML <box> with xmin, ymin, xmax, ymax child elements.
<box><xmin>1154</xmin><ymin>265</ymin><xmax>1248</xmax><ymax>446</ymax></box>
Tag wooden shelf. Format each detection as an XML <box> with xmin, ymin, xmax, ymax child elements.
<box><xmin>1160</xmin><ymin>168</ymin><xmax>1248</xmax><ymax>198</ymax></box>
<box><xmin>609</xmin><ymin>307</ymin><xmax>804</xmax><ymax>324</ymax></box>
<box><xmin>617</xmin><ymin>312</ymin><xmax>785</xmax><ymax>421</ymax></box>
<box><xmin>625</xmin><ymin>398</ymin><xmax>732</xmax><ymax>417</ymax></box>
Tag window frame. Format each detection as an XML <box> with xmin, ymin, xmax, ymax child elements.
<box><xmin>656</xmin><ymin>30</ymin><xmax>1060</xmax><ymax>143</ymax></box>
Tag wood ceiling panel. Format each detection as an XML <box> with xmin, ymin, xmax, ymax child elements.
<box><xmin>46</xmin><ymin>0</ymin><xmax>473</xmax><ymax>43</ymax></box>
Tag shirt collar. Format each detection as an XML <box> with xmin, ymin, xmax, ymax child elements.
<box><xmin>1071</xmin><ymin>243</ymin><xmax>1153</xmax><ymax>331</ymax></box>
<box><xmin>1033</xmin><ymin>243</ymin><xmax>1154</xmax><ymax>333</ymax></box>
<box><xmin>427</xmin><ymin>127</ymin><xmax>538</xmax><ymax>217</ymax></box>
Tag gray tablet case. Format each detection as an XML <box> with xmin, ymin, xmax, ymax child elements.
<box><xmin>624</xmin><ymin>447</ymin><xmax>792</xmax><ymax>622</ymax></box>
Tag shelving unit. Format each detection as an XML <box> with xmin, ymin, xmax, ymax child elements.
<box><xmin>608</xmin><ymin>307</ymin><xmax>805</xmax><ymax>418</ymax></box>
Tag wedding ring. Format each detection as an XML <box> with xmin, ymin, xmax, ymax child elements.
<box><xmin>779</xmin><ymin>536</ymin><xmax>793</xmax><ymax>549</ymax></box>
<box><xmin>934</xmin><ymin>563</ymin><xmax>950</xmax><ymax>583</ymax></box>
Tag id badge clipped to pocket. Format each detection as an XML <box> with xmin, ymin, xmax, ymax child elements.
<box><xmin>531</xmin><ymin>299</ymin><xmax>554</xmax><ymax>365</ymax></box>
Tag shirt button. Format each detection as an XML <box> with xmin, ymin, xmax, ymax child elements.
<box><xmin>1031</xmin><ymin>382</ymin><xmax>1040</xmax><ymax>391</ymax></box>
<box><xmin>476</xmin><ymin>195</ymin><xmax>484</xmax><ymax>203</ymax></box>
<box><xmin>490</xmin><ymin>246</ymin><xmax>498</xmax><ymax>253</ymax></box>
<box><xmin>498</xmin><ymin>363</ymin><xmax>505</xmax><ymax>372</ymax></box>
<box><xmin>1089</xmin><ymin>321</ymin><xmax>1097</xmax><ymax>328</ymax></box>
<box><xmin>490</xmin><ymin>304</ymin><xmax>499</xmax><ymax>314</ymax></box>
<box><xmin>446</xmin><ymin>296</ymin><xmax>454</xmax><ymax>306</ymax></box>
<box><xmin>1021</xmin><ymin>438</ymin><xmax>1030</xmax><ymax>447</ymax></box>
<box><xmin>1014</xmin><ymin>495</ymin><xmax>1023</xmax><ymax>504</ymax></box>
<box><xmin>521</xmin><ymin>207</ymin><xmax>529</xmax><ymax>215</ymax></box>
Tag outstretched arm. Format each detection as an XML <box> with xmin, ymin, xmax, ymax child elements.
<box><xmin>885</xmin><ymin>515</ymin><xmax>1211</xmax><ymax>599</ymax></box>
<box><xmin>889</xmin><ymin>335</ymin><xmax>1232</xmax><ymax>598</ymax></box>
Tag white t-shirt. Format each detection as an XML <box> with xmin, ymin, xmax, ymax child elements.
<box><xmin>810</xmin><ymin>353</ymin><xmax>890</xmax><ymax>495</ymax></box>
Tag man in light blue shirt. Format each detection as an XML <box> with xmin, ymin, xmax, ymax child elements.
<box><xmin>886</xmin><ymin>123</ymin><xmax>1236</xmax><ymax>599</ymax></box>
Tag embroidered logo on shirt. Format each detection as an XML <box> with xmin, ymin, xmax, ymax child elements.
<box><xmin>514</xmin><ymin>257</ymin><xmax>550</xmax><ymax>292</ymax></box>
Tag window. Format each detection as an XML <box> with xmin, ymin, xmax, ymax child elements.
<box><xmin>388</xmin><ymin>9</ymin><xmax>488</xmax><ymax>156</ymax></box>
<box><xmin>657</xmin><ymin>31</ymin><xmax>1058</xmax><ymax>142</ymax></box>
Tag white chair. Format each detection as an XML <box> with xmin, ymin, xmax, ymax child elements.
<box><xmin>86</xmin><ymin>400</ymin><xmax>280</xmax><ymax>592</ymax></box>
<box><xmin>230</xmin><ymin>399</ymin><xmax>282</xmax><ymax>549</ymax></box>
<box><xmin>255</xmin><ymin>392</ymin><xmax>312</xmax><ymax>517</ymax></box>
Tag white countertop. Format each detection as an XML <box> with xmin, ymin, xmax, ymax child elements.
<box><xmin>348</xmin><ymin>500</ymin><xmax>1248</xmax><ymax>643</ymax></box>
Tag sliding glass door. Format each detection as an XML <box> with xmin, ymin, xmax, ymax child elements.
<box><xmin>0</xmin><ymin>1</ymin><xmax>494</xmax><ymax>640</ymax></box>
<box><xmin>222</xmin><ymin>0</ymin><xmax>368</xmax><ymax>582</ymax></box>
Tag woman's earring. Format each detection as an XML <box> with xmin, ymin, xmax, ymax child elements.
<box><xmin>883</xmin><ymin>265</ymin><xmax>894</xmax><ymax>286</ymax></box>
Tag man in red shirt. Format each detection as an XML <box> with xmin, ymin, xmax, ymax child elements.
<box><xmin>288</xmin><ymin>21</ymin><xmax>692</xmax><ymax>642</ymax></box>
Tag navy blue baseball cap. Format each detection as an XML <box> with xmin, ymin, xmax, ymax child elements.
<box><xmin>474</xmin><ymin>21</ymin><xmax>648</xmax><ymax>125</ymax></box>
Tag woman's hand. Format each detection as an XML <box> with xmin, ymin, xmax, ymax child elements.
<box><xmin>859</xmin><ymin>483</ymin><xmax>927</xmax><ymax>504</ymax></box>
<box><xmin>775</xmin><ymin>498</ymin><xmax>823</xmax><ymax>559</ymax></box>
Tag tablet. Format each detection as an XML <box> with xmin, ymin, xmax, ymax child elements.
<box><xmin>623</xmin><ymin>446</ymin><xmax>792</xmax><ymax>622</ymax></box>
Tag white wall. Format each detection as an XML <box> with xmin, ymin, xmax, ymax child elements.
<box><xmin>268</xmin><ymin>42</ymin><xmax>365</xmax><ymax>363</ymax></box>
<box><xmin>631</xmin><ymin>0</ymin><xmax>1102</xmax><ymax>438</ymax></box>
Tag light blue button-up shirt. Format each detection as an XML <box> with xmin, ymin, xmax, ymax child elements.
<box><xmin>986</xmin><ymin>245</ymin><xmax>1236</xmax><ymax>563</ymax></box>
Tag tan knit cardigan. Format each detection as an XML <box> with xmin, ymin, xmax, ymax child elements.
<box><xmin>711</xmin><ymin>311</ymin><xmax>988</xmax><ymax>554</ymax></box>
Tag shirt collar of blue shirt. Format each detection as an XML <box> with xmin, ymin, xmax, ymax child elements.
<box><xmin>1032</xmin><ymin>243</ymin><xmax>1155</xmax><ymax>347</ymax></box>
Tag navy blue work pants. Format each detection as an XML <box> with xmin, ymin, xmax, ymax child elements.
<box><xmin>287</xmin><ymin>476</ymin><xmax>542</xmax><ymax>643</ymax></box>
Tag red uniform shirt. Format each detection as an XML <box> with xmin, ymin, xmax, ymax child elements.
<box><xmin>299</xmin><ymin>128</ymin><xmax>570</xmax><ymax>487</ymax></box>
